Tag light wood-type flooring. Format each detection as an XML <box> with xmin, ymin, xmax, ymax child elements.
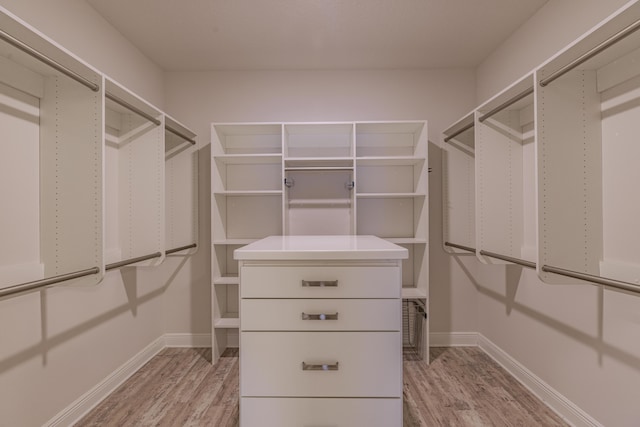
<box><xmin>75</xmin><ymin>347</ymin><xmax>569</xmax><ymax>426</ymax></box>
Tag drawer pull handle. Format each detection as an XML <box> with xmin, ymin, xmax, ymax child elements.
<box><xmin>301</xmin><ymin>280</ymin><xmax>338</xmax><ymax>287</ymax></box>
<box><xmin>302</xmin><ymin>361</ymin><xmax>339</xmax><ymax>371</ymax></box>
<box><xmin>302</xmin><ymin>312</ymin><xmax>339</xmax><ymax>320</ymax></box>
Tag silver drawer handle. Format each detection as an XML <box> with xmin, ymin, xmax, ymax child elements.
<box><xmin>302</xmin><ymin>361</ymin><xmax>339</xmax><ymax>371</ymax></box>
<box><xmin>302</xmin><ymin>312</ymin><xmax>339</xmax><ymax>320</ymax></box>
<box><xmin>301</xmin><ymin>280</ymin><xmax>338</xmax><ymax>287</ymax></box>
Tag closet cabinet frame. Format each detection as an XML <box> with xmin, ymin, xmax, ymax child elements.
<box><xmin>104</xmin><ymin>79</ymin><xmax>165</xmax><ymax>269</ymax></box>
<box><xmin>442</xmin><ymin>113</ymin><xmax>476</xmax><ymax>255</ymax></box>
<box><xmin>284</xmin><ymin>122</ymin><xmax>356</xmax><ymax>236</ymax></box>
<box><xmin>211</xmin><ymin>121</ymin><xmax>429</xmax><ymax>363</ymax></box>
<box><xmin>0</xmin><ymin>5</ymin><xmax>199</xmax><ymax>299</ymax></box>
<box><xmin>536</xmin><ymin>0</ymin><xmax>640</xmax><ymax>289</ymax></box>
<box><xmin>0</xmin><ymin>7</ymin><xmax>104</xmax><ymax>292</ymax></box>
<box><xmin>211</xmin><ymin>123</ymin><xmax>284</xmax><ymax>361</ymax></box>
<box><xmin>475</xmin><ymin>74</ymin><xmax>537</xmax><ymax>266</ymax></box>
<box><xmin>442</xmin><ymin>0</ymin><xmax>640</xmax><ymax>294</ymax></box>
<box><xmin>165</xmin><ymin>115</ymin><xmax>199</xmax><ymax>256</ymax></box>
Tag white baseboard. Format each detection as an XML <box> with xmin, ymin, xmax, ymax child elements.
<box><xmin>164</xmin><ymin>333</ymin><xmax>212</xmax><ymax>347</ymax></box>
<box><xmin>45</xmin><ymin>333</ymin><xmax>212</xmax><ymax>427</ymax></box>
<box><xmin>47</xmin><ymin>332</ymin><xmax>600</xmax><ymax>427</ymax></box>
<box><xmin>45</xmin><ymin>336</ymin><xmax>165</xmax><ymax>427</ymax></box>
<box><xmin>477</xmin><ymin>334</ymin><xmax>603</xmax><ymax>427</ymax></box>
<box><xmin>430</xmin><ymin>331</ymin><xmax>478</xmax><ymax>347</ymax></box>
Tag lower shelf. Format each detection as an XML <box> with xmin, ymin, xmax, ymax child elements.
<box><xmin>214</xmin><ymin>317</ymin><xmax>240</xmax><ymax>328</ymax></box>
<box><xmin>402</xmin><ymin>287</ymin><xmax>427</xmax><ymax>299</ymax></box>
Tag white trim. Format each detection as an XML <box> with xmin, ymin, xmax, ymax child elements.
<box><xmin>44</xmin><ymin>336</ymin><xmax>165</xmax><ymax>427</ymax></box>
<box><xmin>478</xmin><ymin>334</ymin><xmax>603</xmax><ymax>427</ymax></box>
<box><xmin>164</xmin><ymin>333</ymin><xmax>212</xmax><ymax>347</ymax></box>
<box><xmin>429</xmin><ymin>331</ymin><xmax>478</xmax><ymax>347</ymax></box>
<box><xmin>44</xmin><ymin>333</ymin><xmax>212</xmax><ymax>427</ymax></box>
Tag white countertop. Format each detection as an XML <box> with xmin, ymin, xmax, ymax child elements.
<box><xmin>234</xmin><ymin>235</ymin><xmax>409</xmax><ymax>261</ymax></box>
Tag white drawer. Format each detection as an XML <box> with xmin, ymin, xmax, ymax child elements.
<box><xmin>240</xmin><ymin>331</ymin><xmax>402</xmax><ymax>397</ymax></box>
<box><xmin>241</xmin><ymin>299</ymin><xmax>400</xmax><ymax>331</ymax></box>
<box><xmin>240</xmin><ymin>265</ymin><xmax>400</xmax><ymax>298</ymax></box>
<box><xmin>240</xmin><ymin>397</ymin><xmax>401</xmax><ymax>427</ymax></box>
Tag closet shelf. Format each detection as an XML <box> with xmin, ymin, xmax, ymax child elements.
<box><xmin>356</xmin><ymin>192</ymin><xmax>426</xmax><ymax>198</ymax></box>
<box><xmin>386</xmin><ymin>238</ymin><xmax>428</xmax><ymax>244</ymax></box>
<box><xmin>213</xmin><ymin>239</ymin><xmax>259</xmax><ymax>245</ymax></box>
<box><xmin>213</xmin><ymin>190</ymin><xmax>283</xmax><ymax>196</ymax></box>
<box><xmin>402</xmin><ymin>287</ymin><xmax>428</xmax><ymax>299</ymax></box>
<box><xmin>215</xmin><ymin>154</ymin><xmax>282</xmax><ymax>165</ymax></box>
<box><xmin>214</xmin><ymin>317</ymin><xmax>240</xmax><ymax>329</ymax></box>
<box><xmin>213</xmin><ymin>275</ymin><xmax>240</xmax><ymax>285</ymax></box>
<box><xmin>285</xmin><ymin>157</ymin><xmax>353</xmax><ymax>168</ymax></box>
<box><xmin>356</xmin><ymin>156</ymin><xmax>425</xmax><ymax>166</ymax></box>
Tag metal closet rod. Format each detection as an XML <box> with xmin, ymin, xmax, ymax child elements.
<box><xmin>166</xmin><ymin>243</ymin><xmax>197</xmax><ymax>255</ymax></box>
<box><xmin>105</xmin><ymin>92</ymin><xmax>196</xmax><ymax>145</ymax></box>
<box><xmin>445</xmin><ymin>242</ymin><xmax>640</xmax><ymax>294</ymax></box>
<box><xmin>0</xmin><ymin>29</ymin><xmax>99</xmax><ymax>92</ymax></box>
<box><xmin>444</xmin><ymin>122</ymin><xmax>474</xmax><ymax>143</ymax></box>
<box><xmin>542</xmin><ymin>265</ymin><xmax>640</xmax><ymax>295</ymax></box>
<box><xmin>444</xmin><ymin>241</ymin><xmax>476</xmax><ymax>253</ymax></box>
<box><xmin>0</xmin><ymin>267</ymin><xmax>100</xmax><ymax>299</ymax></box>
<box><xmin>444</xmin><ymin>242</ymin><xmax>536</xmax><ymax>269</ymax></box>
<box><xmin>166</xmin><ymin>126</ymin><xmax>196</xmax><ymax>145</ymax></box>
<box><xmin>285</xmin><ymin>167</ymin><xmax>353</xmax><ymax>172</ymax></box>
<box><xmin>105</xmin><ymin>252</ymin><xmax>162</xmax><ymax>271</ymax></box>
<box><xmin>479</xmin><ymin>249</ymin><xmax>536</xmax><ymax>269</ymax></box>
<box><xmin>478</xmin><ymin>87</ymin><xmax>534</xmax><ymax>123</ymax></box>
<box><xmin>540</xmin><ymin>17</ymin><xmax>640</xmax><ymax>87</ymax></box>
<box><xmin>106</xmin><ymin>92</ymin><xmax>161</xmax><ymax>126</ymax></box>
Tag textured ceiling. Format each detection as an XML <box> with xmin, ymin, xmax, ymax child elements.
<box><xmin>87</xmin><ymin>0</ymin><xmax>548</xmax><ymax>71</ymax></box>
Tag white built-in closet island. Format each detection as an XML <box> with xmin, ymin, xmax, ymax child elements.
<box><xmin>235</xmin><ymin>234</ymin><xmax>407</xmax><ymax>427</ymax></box>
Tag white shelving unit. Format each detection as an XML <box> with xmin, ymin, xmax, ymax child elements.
<box><xmin>0</xmin><ymin>9</ymin><xmax>103</xmax><ymax>291</ymax></box>
<box><xmin>211</xmin><ymin>121</ymin><xmax>429</xmax><ymax>363</ymax></box>
<box><xmin>476</xmin><ymin>74</ymin><xmax>536</xmax><ymax>265</ymax></box>
<box><xmin>537</xmin><ymin>1</ymin><xmax>640</xmax><ymax>287</ymax></box>
<box><xmin>211</xmin><ymin>123</ymin><xmax>284</xmax><ymax>359</ymax></box>
<box><xmin>165</xmin><ymin>115</ymin><xmax>198</xmax><ymax>255</ymax></box>
<box><xmin>0</xmin><ymin>6</ymin><xmax>198</xmax><ymax>299</ymax></box>
<box><xmin>104</xmin><ymin>79</ymin><xmax>164</xmax><ymax>268</ymax></box>
<box><xmin>442</xmin><ymin>1</ymin><xmax>640</xmax><ymax>295</ymax></box>
<box><xmin>442</xmin><ymin>113</ymin><xmax>476</xmax><ymax>255</ymax></box>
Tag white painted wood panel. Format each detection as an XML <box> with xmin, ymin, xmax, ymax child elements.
<box><xmin>241</xmin><ymin>298</ymin><xmax>400</xmax><ymax>331</ymax></box>
<box><xmin>240</xmin><ymin>265</ymin><xmax>400</xmax><ymax>298</ymax></box>
<box><xmin>240</xmin><ymin>331</ymin><xmax>402</xmax><ymax>397</ymax></box>
<box><xmin>241</xmin><ymin>397</ymin><xmax>401</xmax><ymax>427</ymax></box>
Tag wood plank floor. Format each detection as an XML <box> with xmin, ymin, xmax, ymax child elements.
<box><xmin>75</xmin><ymin>347</ymin><xmax>569</xmax><ymax>427</ymax></box>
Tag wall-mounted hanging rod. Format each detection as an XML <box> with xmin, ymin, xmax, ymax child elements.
<box><xmin>542</xmin><ymin>265</ymin><xmax>640</xmax><ymax>295</ymax></box>
<box><xmin>106</xmin><ymin>252</ymin><xmax>162</xmax><ymax>271</ymax></box>
<box><xmin>0</xmin><ymin>29</ymin><xmax>99</xmax><ymax>92</ymax></box>
<box><xmin>540</xmin><ymin>18</ymin><xmax>640</xmax><ymax>87</ymax></box>
<box><xmin>106</xmin><ymin>92</ymin><xmax>161</xmax><ymax>126</ymax></box>
<box><xmin>285</xmin><ymin>167</ymin><xmax>353</xmax><ymax>172</ymax></box>
<box><xmin>478</xmin><ymin>87</ymin><xmax>534</xmax><ymax>122</ymax></box>
<box><xmin>444</xmin><ymin>241</ymin><xmax>476</xmax><ymax>253</ymax></box>
<box><xmin>444</xmin><ymin>123</ymin><xmax>474</xmax><ymax>143</ymax></box>
<box><xmin>166</xmin><ymin>243</ymin><xmax>197</xmax><ymax>255</ymax></box>
<box><xmin>166</xmin><ymin>126</ymin><xmax>196</xmax><ymax>145</ymax></box>
<box><xmin>479</xmin><ymin>250</ymin><xmax>536</xmax><ymax>269</ymax></box>
<box><xmin>0</xmin><ymin>267</ymin><xmax>100</xmax><ymax>299</ymax></box>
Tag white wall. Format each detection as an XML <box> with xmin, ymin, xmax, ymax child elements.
<box><xmin>474</xmin><ymin>1</ymin><xmax>640</xmax><ymax>426</ymax></box>
<box><xmin>0</xmin><ymin>0</ymin><xmax>164</xmax><ymax>107</ymax></box>
<box><xmin>0</xmin><ymin>2</ymin><xmax>172</xmax><ymax>426</ymax></box>
<box><xmin>162</xmin><ymin>68</ymin><xmax>480</xmax><ymax>340</ymax></box>
<box><xmin>476</xmin><ymin>0</ymin><xmax>630</xmax><ymax>103</ymax></box>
